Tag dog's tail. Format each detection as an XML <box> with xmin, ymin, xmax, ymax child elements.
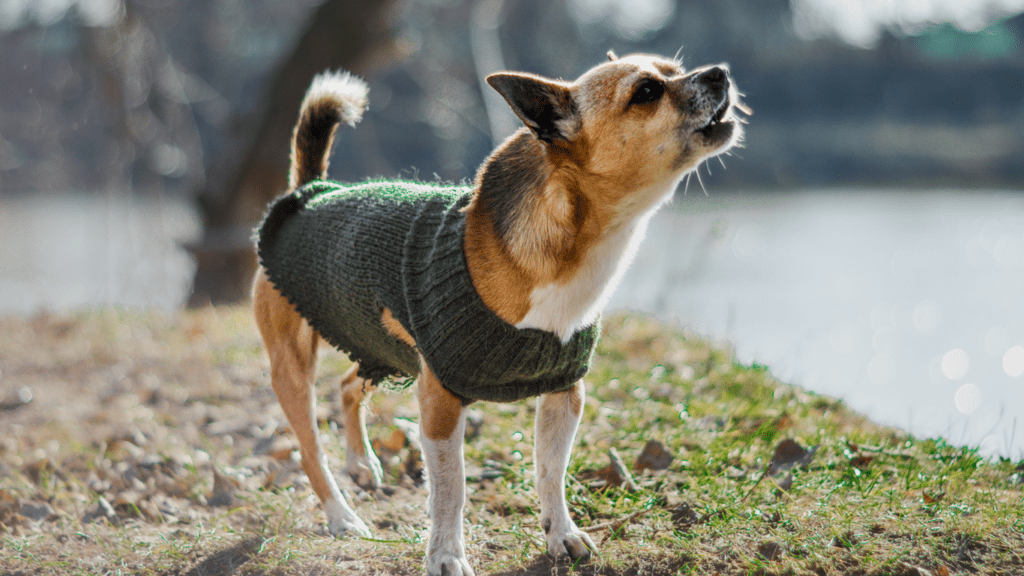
<box><xmin>288</xmin><ymin>70</ymin><xmax>369</xmax><ymax>190</ymax></box>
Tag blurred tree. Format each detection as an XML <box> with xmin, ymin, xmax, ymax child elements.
<box><xmin>188</xmin><ymin>0</ymin><xmax>408</xmax><ymax>305</ymax></box>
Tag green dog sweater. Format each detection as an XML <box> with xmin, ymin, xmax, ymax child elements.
<box><xmin>256</xmin><ymin>180</ymin><xmax>599</xmax><ymax>403</ymax></box>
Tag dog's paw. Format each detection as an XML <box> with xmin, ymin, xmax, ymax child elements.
<box><xmin>324</xmin><ymin>498</ymin><xmax>371</xmax><ymax>538</ymax></box>
<box><xmin>544</xmin><ymin>520</ymin><xmax>596</xmax><ymax>563</ymax></box>
<box><xmin>344</xmin><ymin>453</ymin><xmax>384</xmax><ymax>491</ymax></box>
<box><xmin>426</xmin><ymin>552</ymin><xmax>475</xmax><ymax>576</ymax></box>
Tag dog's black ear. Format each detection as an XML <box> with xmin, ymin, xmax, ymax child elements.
<box><xmin>486</xmin><ymin>73</ymin><xmax>579</xmax><ymax>143</ymax></box>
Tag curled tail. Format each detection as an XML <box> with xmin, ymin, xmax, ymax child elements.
<box><xmin>259</xmin><ymin>71</ymin><xmax>368</xmax><ymax>256</ymax></box>
<box><xmin>289</xmin><ymin>70</ymin><xmax>369</xmax><ymax>190</ymax></box>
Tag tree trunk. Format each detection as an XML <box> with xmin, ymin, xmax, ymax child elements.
<box><xmin>188</xmin><ymin>0</ymin><xmax>407</xmax><ymax>306</ymax></box>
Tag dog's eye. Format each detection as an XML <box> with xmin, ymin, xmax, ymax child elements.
<box><xmin>629</xmin><ymin>79</ymin><xmax>664</xmax><ymax>106</ymax></box>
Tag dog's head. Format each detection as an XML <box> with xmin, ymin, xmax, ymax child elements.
<box><xmin>487</xmin><ymin>52</ymin><xmax>746</xmax><ymax>219</ymax></box>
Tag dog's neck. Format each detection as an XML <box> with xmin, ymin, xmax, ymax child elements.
<box><xmin>465</xmin><ymin>130</ymin><xmax>679</xmax><ymax>341</ymax></box>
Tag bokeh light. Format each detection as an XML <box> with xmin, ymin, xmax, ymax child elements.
<box><xmin>954</xmin><ymin>383</ymin><xmax>981</xmax><ymax>414</ymax></box>
<box><xmin>1004</xmin><ymin>346</ymin><xmax>1024</xmax><ymax>377</ymax></box>
<box><xmin>941</xmin><ymin>348</ymin><xmax>969</xmax><ymax>380</ymax></box>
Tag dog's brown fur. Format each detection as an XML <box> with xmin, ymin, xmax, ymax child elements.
<box><xmin>253</xmin><ymin>55</ymin><xmax>745</xmax><ymax>576</ymax></box>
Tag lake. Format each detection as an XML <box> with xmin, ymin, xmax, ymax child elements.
<box><xmin>2</xmin><ymin>189</ymin><xmax>1022</xmax><ymax>457</ymax></box>
<box><xmin>610</xmin><ymin>189</ymin><xmax>1024</xmax><ymax>459</ymax></box>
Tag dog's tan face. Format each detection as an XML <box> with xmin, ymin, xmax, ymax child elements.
<box><xmin>488</xmin><ymin>53</ymin><xmax>744</xmax><ymax>222</ymax></box>
<box><xmin>576</xmin><ymin>54</ymin><xmax>741</xmax><ymax>187</ymax></box>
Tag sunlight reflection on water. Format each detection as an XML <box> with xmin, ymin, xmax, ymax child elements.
<box><xmin>610</xmin><ymin>189</ymin><xmax>1024</xmax><ymax>458</ymax></box>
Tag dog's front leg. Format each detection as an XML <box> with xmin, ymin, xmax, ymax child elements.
<box><xmin>417</xmin><ymin>362</ymin><xmax>474</xmax><ymax>576</ymax></box>
<box><xmin>535</xmin><ymin>381</ymin><xmax>595</xmax><ymax>562</ymax></box>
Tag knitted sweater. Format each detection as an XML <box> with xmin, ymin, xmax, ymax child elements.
<box><xmin>256</xmin><ymin>180</ymin><xmax>599</xmax><ymax>403</ymax></box>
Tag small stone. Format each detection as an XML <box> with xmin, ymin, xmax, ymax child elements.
<box><xmin>207</xmin><ymin>469</ymin><xmax>239</xmax><ymax>507</ymax></box>
<box><xmin>0</xmin><ymin>386</ymin><xmax>32</xmax><ymax>410</ymax></box>
<box><xmin>20</xmin><ymin>501</ymin><xmax>56</xmax><ymax>522</ymax></box>
<box><xmin>82</xmin><ymin>497</ymin><xmax>118</xmax><ymax>524</ymax></box>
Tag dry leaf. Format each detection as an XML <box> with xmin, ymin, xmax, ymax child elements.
<box><xmin>596</xmin><ymin>448</ymin><xmax>639</xmax><ymax>492</ymax></box>
<box><xmin>769</xmin><ymin>439</ymin><xmax>817</xmax><ymax>476</ymax></box>
<box><xmin>634</xmin><ymin>440</ymin><xmax>673</xmax><ymax>473</ymax></box>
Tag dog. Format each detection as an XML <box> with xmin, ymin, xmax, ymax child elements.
<box><xmin>252</xmin><ymin>51</ymin><xmax>744</xmax><ymax>576</ymax></box>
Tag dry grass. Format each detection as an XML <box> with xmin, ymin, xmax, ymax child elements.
<box><xmin>1</xmin><ymin>307</ymin><xmax>1022</xmax><ymax>575</ymax></box>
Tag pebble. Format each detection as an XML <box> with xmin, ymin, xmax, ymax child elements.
<box><xmin>20</xmin><ymin>501</ymin><xmax>56</xmax><ymax>522</ymax></box>
<box><xmin>82</xmin><ymin>497</ymin><xmax>119</xmax><ymax>524</ymax></box>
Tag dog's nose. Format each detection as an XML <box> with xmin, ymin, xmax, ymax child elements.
<box><xmin>696</xmin><ymin>67</ymin><xmax>729</xmax><ymax>91</ymax></box>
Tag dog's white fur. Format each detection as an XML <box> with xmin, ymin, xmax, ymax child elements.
<box><xmin>255</xmin><ymin>53</ymin><xmax>744</xmax><ymax>576</ymax></box>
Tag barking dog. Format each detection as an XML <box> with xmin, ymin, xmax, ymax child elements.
<box><xmin>253</xmin><ymin>52</ymin><xmax>744</xmax><ymax>576</ymax></box>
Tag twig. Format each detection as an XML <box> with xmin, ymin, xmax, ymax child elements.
<box><xmin>582</xmin><ymin>508</ymin><xmax>650</xmax><ymax>534</ymax></box>
<box><xmin>739</xmin><ymin>462</ymin><xmax>773</xmax><ymax>504</ymax></box>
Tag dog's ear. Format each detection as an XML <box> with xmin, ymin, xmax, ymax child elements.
<box><xmin>486</xmin><ymin>73</ymin><xmax>579</xmax><ymax>143</ymax></box>
<box><xmin>607</xmin><ymin>50</ymin><xmax>618</xmax><ymax>61</ymax></box>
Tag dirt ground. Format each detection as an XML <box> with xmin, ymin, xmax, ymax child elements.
<box><xmin>3</xmin><ymin>308</ymin><xmax>1022</xmax><ymax>576</ymax></box>
<box><xmin>0</xmin><ymin>307</ymin><xmax>437</xmax><ymax>574</ymax></box>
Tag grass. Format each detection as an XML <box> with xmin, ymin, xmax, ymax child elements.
<box><xmin>1</xmin><ymin>307</ymin><xmax>1023</xmax><ymax>575</ymax></box>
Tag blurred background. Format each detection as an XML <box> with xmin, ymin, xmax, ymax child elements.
<box><xmin>1</xmin><ymin>0</ymin><xmax>1023</xmax><ymax>456</ymax></box>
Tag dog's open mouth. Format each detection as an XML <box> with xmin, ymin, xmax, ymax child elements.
<box><xmin>696</xmin><ymin>96</ymin><xmax>733</xmax><ymax>137</ymax></box>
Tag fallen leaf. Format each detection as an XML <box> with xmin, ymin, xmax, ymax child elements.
<box><xmin>268</xmin><ymin>448</ymin><xmax>295</xmax><ymax>461</ymax></box>
<box><xmin>634</xmin><ymin>440</ymin><xmax>673</xmax><ymax>473</ymax></box>
<box><xmin>757</xmin><ymin>540</ymin><xmax>784</xmax><ymax>561</ymax></box>
<box><xmin>768</xmin><ymin>439</ymin><xmax>817</xmax><ymax>476</ymax></box>
<box><xmin>405</xmin><ymin>447</ymin><xmax>424</xmax><ymax>483</ymax></box>
<box><xmin>380</xmin><ymin>427</ymin><xmax>407</xmax><ymax>453</ymax></box>
<box><xmin>594</xmin><ymin>448</ymin><xmax>639</xmax><ymax>492</ymax></box>
<box><xmin>0</xmin><ymin>490</ymin><xmax>22</xmax><ymax>528</ymax></box>
<box><xmin>669</xmin><ymin>502</ymin><xmax>702</xmax><ymax>528</ymax></box>
<box><xmin>830</xmin><ymin>530</ymin><xmax>858</xmax><ymax>548</ymax></box>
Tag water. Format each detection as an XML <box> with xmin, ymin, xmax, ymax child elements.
<box><xmin>0</xmin><ymin>191</ymin><xmax>200</xmax><ymax>314</ymax></box>
<box><xmin>2</xmin><ymin>189</ymin><xmax>1022</xmax><ymax>457</ymax></box>
<box><xmin>610</xmin><ymin>189</ymin><xmax>1024</xmax><ymax>458</ymax></box>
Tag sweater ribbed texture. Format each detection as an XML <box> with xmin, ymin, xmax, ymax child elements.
<box><xmin>256</xmin><ymin>180</ymin><xmax>599</xmax><ymax>403</ymax></box>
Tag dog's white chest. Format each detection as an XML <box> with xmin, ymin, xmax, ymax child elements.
<box><xmin>516</xmin><ymin>217</ymin><xmax>651</xmax><ymax>341</ymax></box>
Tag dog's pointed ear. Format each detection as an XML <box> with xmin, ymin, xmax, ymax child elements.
<box><xmin>607</xmin><ymin>50</ymin><xmax>618</xmax><ymax>61</ymax></box>
<box><xmin>486</xmin><ymin>72</ymin><xmax>579</xmax><ymax>143</ymax></box>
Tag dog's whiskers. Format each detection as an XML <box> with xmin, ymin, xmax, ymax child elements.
<box><xmin>673</xmin><ymin>45</ymin><xmax>685</xmax><ymax>67</ymax></box>
<box><xmin>694</xmin><ymin>164</ymin><xmax>708</xmax><ymax>197</ymax></box>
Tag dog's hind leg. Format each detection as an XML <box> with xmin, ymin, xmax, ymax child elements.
<box><xmin>535</xmin><ymin>381</ymin><xmax>596</xmax><ymax>562</ymax></box>
<box><xmin>338</xmin><ymin>365</ymin><xmax>383</xmax><ymax>490</ymax></box>
<box><xmin>253</xmin><ymin>270</ymin><xmax>370</xmax><ymax>537</ymax></box>
<box><xmin>417</xmin><ymin>362</ymin><xmax>474</xmax><ymax>576</ymax></box>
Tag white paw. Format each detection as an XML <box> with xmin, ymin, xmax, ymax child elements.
<box><xmin>324</xmin><ymin>498</ymin><xmax>371</xmax><ymax>538</ymax></box>
<box><xmin>426</xmin><ymin>552</ymin><xmax>475</xmax><ymax>576</ymax></box>
<box><xmin>344</xmin><ymin>452</ymin><xmax>384</xmax><ymax>490</ymax></box>
<box><xmin>543</xmin><ymin>518</ymin><xmax>596</xmax><ymax>563</ymax></box>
